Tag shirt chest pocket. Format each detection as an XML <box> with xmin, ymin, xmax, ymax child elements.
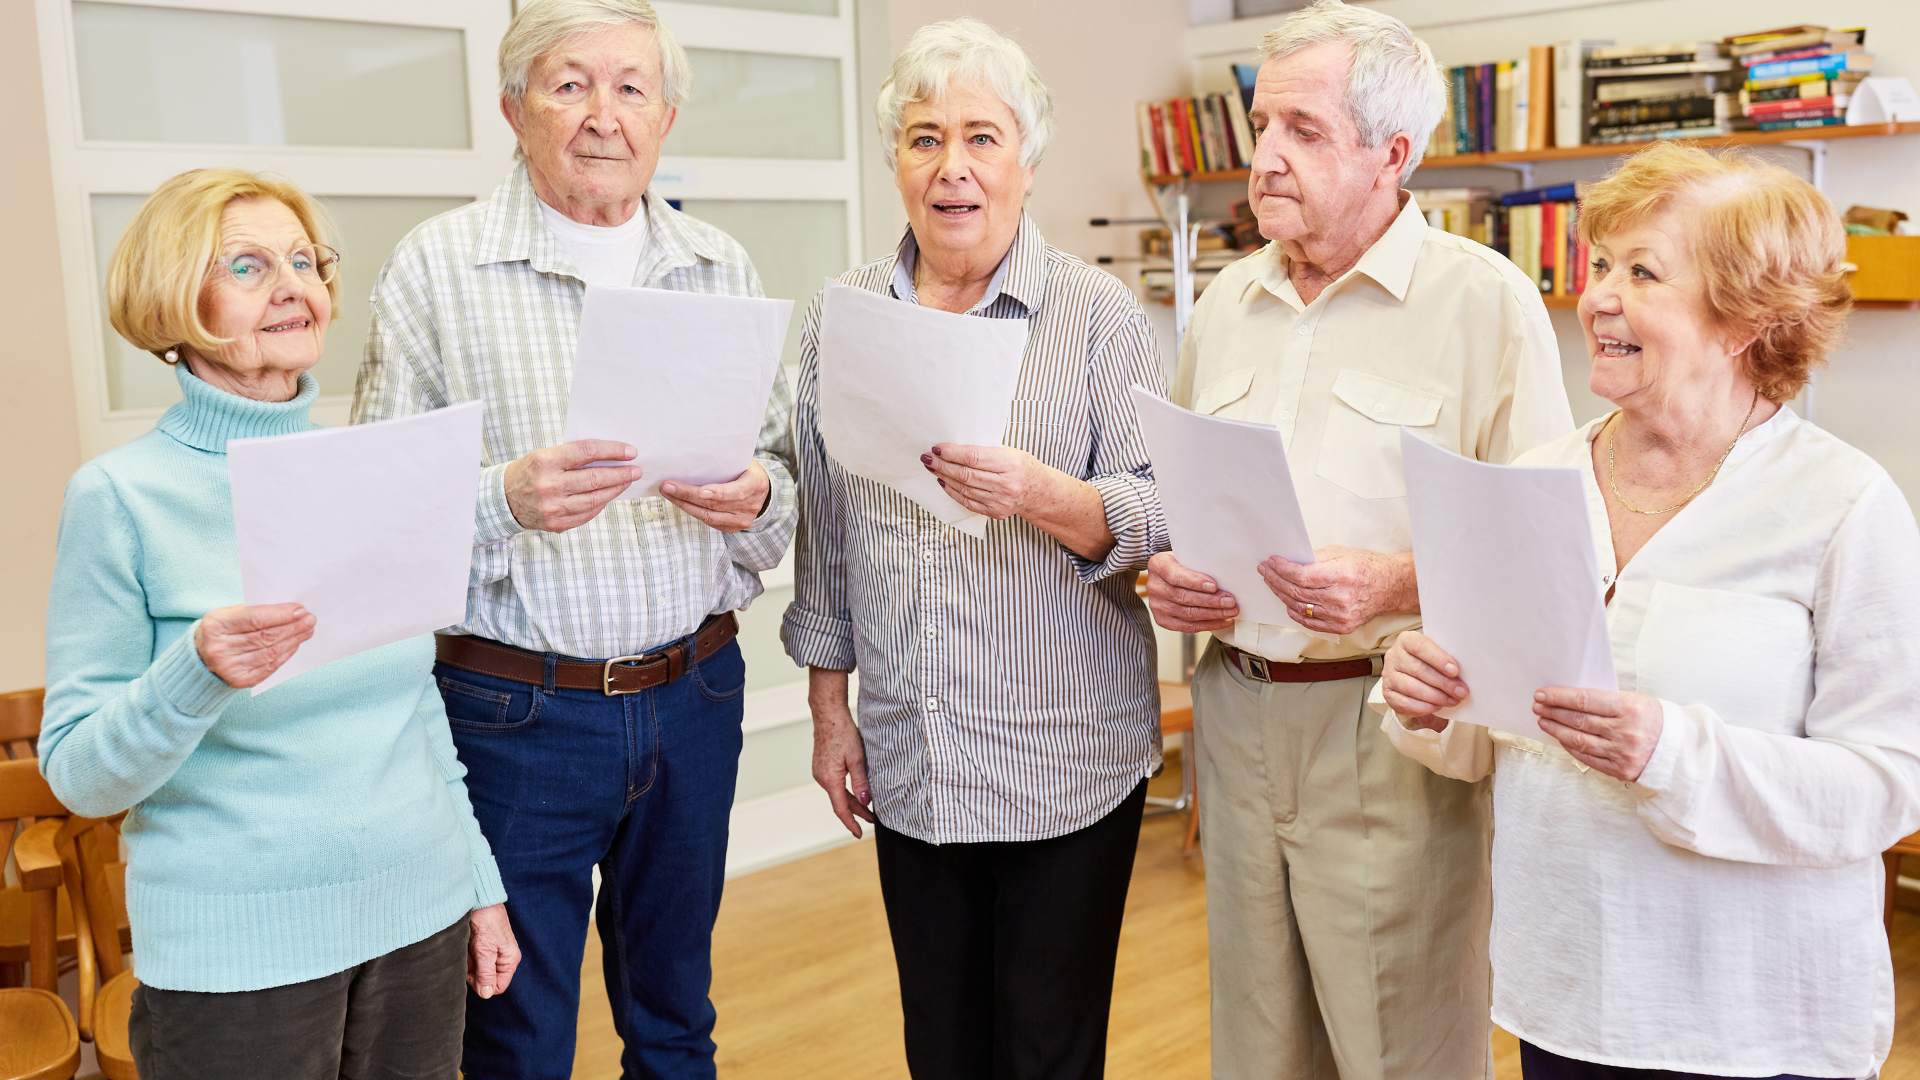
<box><xmin>1634</xmin><ymin>581</ymin><xmax>1813</xmax><ymax>736</ymax></box>
<box><xmin>1315</xmin><ymin>369</ymin><xmax>1444</xmax><ymax>500</ymax></box>
<box><xmin>1005</xmin><ymin>398</ymin><xmax>1085</xmax><ymax>476</ymax></box>
<box><xmin>1192</xmin><ymin>368</ymin><xmax>1255</xmax><ymax>417</ymax></box>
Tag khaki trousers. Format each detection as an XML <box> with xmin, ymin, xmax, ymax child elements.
<box><xmin>1194</xmin><ymin>642</ymin><xmax>1493</xmax><ymax>1080</ymax></box>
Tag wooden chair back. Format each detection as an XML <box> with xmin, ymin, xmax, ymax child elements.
<box><xmin>0</xmin><ymin>689</ymin><xmax>42</xmax><ymax>761</ymax></box>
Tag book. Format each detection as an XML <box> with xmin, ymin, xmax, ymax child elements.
<box><xmin>1749</xmin><ymin>106</ymin><xmax>1841</xmax><ymax>122</ymax></box>
<box><xmin>1482</xmin><ymin>62</ymin><xmax>1497</xmax><ymax>152</ymax></box>
<box><xmin>1747</xmin><ymin>70</ymin><xmax>1859</xmax><ymax>91</ymax></box>
<box><xmin>1595</xmin><ymin>74</ymin><xmax>1732</xmax><ymax>103</ymax></box>
<box><xmin>1757</xmin><ymin>115</ymin><xmax>1845</xmax><ymax>130</ymax></box>
<box><xmin>1590</xmin><ymin>93</ymin><xmax>1726</xmax><ymax>127</ymax></box>
<box><xmin>1542</xmin><ymin>200</ymin><xmax>1560</xmax><ymax>295</ymax></box>
<box><xmin>1744</xmin><ymin>80</ymin><xmax>1853</xmax><ymax>104</ymax></box>
<box><xmin>1731</xmin><ymin>29</ymin><xmax>1830</xmax><ymax>56</ymax></box>
<box><xmin>1555</xmin><ymin>39</ymin><xmax>1613</xmax><ymax>147</ymax></box>
<box><xmin>1500</xmin><ymin>183</ymin><xmax>1580</xmax><ymax>206</ymax></box>
<box><xmin>1746</xmin><ymin>95</ymin><xmax>1842</xmax><ymax>117</ymax></box>
<box><xmin>1453</xmin><ymin>66</ymin><xmax>1471</xmax><ymax>153</ymax></box>
<box><xmin>1232</xmin><ymin>63</ymin><xmax>1258</xmax><ymax>114</ymax></box>
<box><xmin>1512</xmin><ymin>56</ymin><xmax>1532</xmax><ymax>152</ymax></box>
<box><xmin>1588</xmin><ymin>59</ymin><xmax>1734</xmax><ymax>77</ymax></box>
<box><xmin>1739</xmin><ymin>44</ymin><xmax>1837</xmax><ymax>67</ymax></box>
<box><xmin>1495</xmin><ymin>62</ymin><xmax>1514</xmax><ymax>152</ymax></box>
<box><xmin>1725</xmin><ymin>25</ymin><xmax>1825</xmax><ymax>49</ymax></box>
<box><xmin>1226</xmin><ymin>93</ymin><xmax>1257</xmax><ymax>170</ymax></box>
<box><xmin>1589</xmin><ymin>42</ymin><xmax>1721</xmax><ymax>62</ymax></box>
<box><xmin>1746</xmin><ymin>51</ymin><xmax>1873</xmax><ymax>82</ymax></box>
<box><xmin>1135</xmin><ymin>102</ymin><xmax>1155</xmax><ymax>174</ymax></box>
<box><xmin>1589</xmin><ymin>116</ymin><xmax>1721</xmax><ymax>140</ymax></box>
<box><xmin>1527</xmin><ymin>46</ymin><xmax>1553</xmax><ymax>149</ymax></box>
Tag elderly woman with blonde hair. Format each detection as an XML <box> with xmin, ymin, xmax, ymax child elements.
<box><xmin>39</xmin><ymin>168</ymin><xmax>516</xmax><ymax>1079</ymax></box>
<box><xmin>784</xmin><ymin>17</ymin><xmax>1167</xmax><ymax>1080</ymax></box>
<box><xmin>1381</xmin><ymin>142</ymin><xmax>1920</xmax><ymax>1080</ymax></box>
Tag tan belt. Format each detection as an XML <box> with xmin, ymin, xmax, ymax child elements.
<box><xmin>1221</xmin><ymin>642</ymin><xmax>1378</xmax><ymax>683</ymax></box>
<box><xmin>434</xmin><ymin>612</ymin><xmax>738</xmax><ymax>696</ymax></box>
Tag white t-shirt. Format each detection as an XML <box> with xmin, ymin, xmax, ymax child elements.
<box><xmin>536</xmin><ymin>197</ymin><xmax>650</xmax><ymax>287</ymax></box>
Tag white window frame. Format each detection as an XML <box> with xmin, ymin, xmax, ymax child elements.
<box><xmin>36</xmin><ymin>0</ymin><xmax>518</xmax><ymax>460</ymax></box>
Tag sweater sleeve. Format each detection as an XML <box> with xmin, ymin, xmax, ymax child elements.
<box><xmin>412</xmin><ymin>687</ymin><xmax>508</xmax><ymax>908</ymax></box>
<box><xmin>1632</xmin><ymin>475</ymin><xmax>1920</xmax><ymax>867</ymax></box>
<box><xmin>39</xmin><ymin>467</ymin><xmax>242</xmax><ymax>818</ymax></box>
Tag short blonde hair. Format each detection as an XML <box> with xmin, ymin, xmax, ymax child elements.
<box><xmin>1578</xmin><ymin>142</ymin><xmax>1849</xmax><ymax>403</ymax></box>
<box><xmin>499</xmin><ymin>0</ymin><xmax>692</xmax><ymax>107</ymax></box>
<box><xmin>876</xmin><ymin>18</ymin><xmax>1054</xmax><ymax>171</ymax></box>
<box><xmin>106</xmin><ymin>169</ymin><xmax>334</xmax><ymax>364</ymax></box>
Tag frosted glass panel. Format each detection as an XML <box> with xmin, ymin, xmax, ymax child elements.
<box><xmin>673</xmin><ymin>0</ymin><xmax>837</xmax><ymax>14</ymax></box>
<box><xmin>92</xmin><ymin>193</ymin><xmax>470</xmax><ymax>410</ymax></box>
<box><xmin>678</xmin><ymin>199</ymin><xmax>849</xmax><ymax>368</ymax></box>
<box><xmin>73</xmin><ymin>3</ymin><xmax>469</xmax><ymax>148</ymax></box>
<box><xmin>665</xmin><ymin>50</ymin><xmax>842</xmax><ymax>160</ymax></box>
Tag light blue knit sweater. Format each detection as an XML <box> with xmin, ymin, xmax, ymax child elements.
<box><xmin>40</xmin><ymin>365</ymin><xmax>506</xmax><ymax>993</ymax></box>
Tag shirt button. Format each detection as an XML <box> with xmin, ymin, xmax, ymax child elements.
<box><xmin>926</xmin><ymin>696</ymin><xmax>939</xmax><ymax>711</ymax></box>
<box><xmin>1296</xmin><ymin>324</ymin><xmax>1309</xmax><ymax>335</ymax></box>
<box><xmin>1375</xmin><ymin>400</ymin><xmax>1387</xmax><ymax>411</ymax></box>
<box><xmin>922</xmin><ymin>549</ymin><xmax>934</xmax><ymax>562</ymax></box>
<box><xmin>925</xmin><ymin>625</ymin><xmax>937</xmax><ymax>637</ymax></box>
<box><xmin>1279</xmin><ymin>409</ymin><xmax>1291</xmax><ymax>421</ymax></box>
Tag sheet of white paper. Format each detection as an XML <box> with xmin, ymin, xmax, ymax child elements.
<box><xmin>229</xmin><ymin>402</ymin><xmax>484</xmax><ymax>694</ymax></box>
<box><xmin>561</xmin><ymin>284</ymin><xmax>794</xmax><ymax>500</ymax></box>
<box><xmin>1130</xmin><ymin>387</ymin><xmax>1315</xmax><ymax>628</ymax></box>
<box><xmin>816</xmin><ymin>281</ymin><xmax>1029</xmax><ymax>539</ymax></box>
<box><xmin>1400</xmin><ymin>429</ymin><xmax>1617</xmax><ymax>738</ymax></box>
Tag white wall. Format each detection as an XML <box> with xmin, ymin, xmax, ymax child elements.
<box><xmin>1191</xmin><ymin>0</ymin><xmax>1920</xmax><ymax>498</ymax></box>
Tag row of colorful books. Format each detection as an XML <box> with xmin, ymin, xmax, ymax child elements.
<box><xmin>1732</xmin><ymin>26</ymin><xmax>1871</xmax><ymax>132</ymax></box>
<box><xmin>1423</xmin><ymin>24</ymin><xmax>1879</xmax><ymax>156</ymax></box>
<box><xmin>1133</xmin><ymin>92</ymin><xmax>1254</xmax><ymax>177</ymax></box>
<box><xmin>1412</xmin><ymin>185</ymin><xmax>1589</xmax><ymax>296</ymax></box>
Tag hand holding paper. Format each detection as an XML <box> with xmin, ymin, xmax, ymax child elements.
<box><xmin>1399</xmin><ymin>429</ymin><xmax>1616</xmax><ymax>739</ymax></box>
<box><xmin>228</xmin><ymin>401</ymin><xmax>484</xmax><ymax>694</ymax></box>
<box><xmin>816</xmin><ymin>281</ymin><xmax>1029</xmax><ymax>539</ymax></box>
<box><xmin>561</xmin><ymin>284</ymin><xmax>793</xmax><ymax>501</ymax></box>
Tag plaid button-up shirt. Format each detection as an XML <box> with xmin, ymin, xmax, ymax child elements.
<box><xmin>352</xmin><ymin>165</ymin><xmax>798</xmax><ymax>659</ymax></box>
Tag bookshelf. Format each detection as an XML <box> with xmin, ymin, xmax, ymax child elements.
<box><xmin>1140</xmin><ymin>121</ymin><xmax>1920</xmax><ymax>186</ymax></box>
<box><xmin>1540</xmin><ymin>295</ymin><xmax>1919</xmax><ymax>311</ymax></box>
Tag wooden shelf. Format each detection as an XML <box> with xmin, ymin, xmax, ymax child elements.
<box><xmin>1143</xmin><ymin>122</ymin><xmax>1920</xmax><ymax>184</ymax></box>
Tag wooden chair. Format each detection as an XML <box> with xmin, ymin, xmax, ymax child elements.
<box><xmin>1884</xmin><ymin>831</ymin><xmax>1920</xmax><ymax>932</ymax></box>
<box><xmin>52</xmin><ymin>813</ymin><xmax>135</xmax><ymax>1080</ymax></box>
<box><xmin>0</xmin><ymin>692</ymin><xmax>81</xmax><ymax>991</ymax></box>
<box><xmin>0</xmin><ymin>757</ymin><xmax>81</xmax><ymax>1080</ymax></box>
<box><xmin>1155</xmin><ymin>681</ymin><xmax>1200</xmax><ymax>855</ymax></box>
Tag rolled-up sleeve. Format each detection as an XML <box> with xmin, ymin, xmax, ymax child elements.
<box><xmin>780</xmin><ymin>294</ymin><xmax>857</xmax><ymax>670</ymax></box>
<box><xmin>1069</xmin><ymin>303</ymin><xmax>1170</xmax><ymax>583</ymax></box>
<box><xmin>725</xmin><ymin>358</ymin><xmax>800</xmax><ymax>572</ymax></box>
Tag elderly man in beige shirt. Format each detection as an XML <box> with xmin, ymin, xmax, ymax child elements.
<box><xmin>1145</xmin><ymin>2</ymin><xmax>1573</xmax><ymax>1077</ymax></box>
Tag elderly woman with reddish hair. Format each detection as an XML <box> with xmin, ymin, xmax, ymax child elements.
<box><xmin>1381</xmin><ymin>142</ymin><xmax>1920</xmax><ymax>1080</ymax></box>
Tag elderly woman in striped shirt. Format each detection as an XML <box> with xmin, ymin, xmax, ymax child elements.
<box><xmin>781</xmin><ymin>18</ymin><xmax>1169</xmax><ymax>1080</ymax></box>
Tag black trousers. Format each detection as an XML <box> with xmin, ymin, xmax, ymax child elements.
<box><xmin>875</xmin><ymin>779</ymin><xmax>1148</xmax><ymax>1080</ymax></box>
<box><xmin>1519</xmin><ymin>1040</ymin><xmax>1841</xmax><ymax>1080</ymax></box>
<box><xmin>130</xmin><ymin>917</ymin><xmax>468</xmax><ymax>1080</ymax></box>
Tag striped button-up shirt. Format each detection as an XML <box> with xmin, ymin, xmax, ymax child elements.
<box><xmin>352</xmin><ymin>165</ymin><xmax>798</xmax><ymax>658</ymax></box>
<box><xmin>782</xmin><ymin>217</ymin><xmax>1168</xmax><ymax>844</ymax></box>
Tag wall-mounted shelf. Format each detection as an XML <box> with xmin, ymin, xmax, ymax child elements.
<box><xmin>1142</xmin><ymin>121</ymin><xmax>1920</xmax><ymax>185</ymax></box>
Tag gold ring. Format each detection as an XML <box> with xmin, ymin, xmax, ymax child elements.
<box><xmin>1304</xmin><ymin>603</ymin><xmax>1314</xmax><ymax>619</ymax></box>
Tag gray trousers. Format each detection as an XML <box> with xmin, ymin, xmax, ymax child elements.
<box><xmin>130</xmin><ymin>917</ymin><xmax>468</xmax><ymax>1080</ymax></box>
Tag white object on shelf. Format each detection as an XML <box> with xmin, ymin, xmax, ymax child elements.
<box><xmin>1846</xmin><ymin>78</ymin><xmax>1920</xmax><ymax>125</ymax></box>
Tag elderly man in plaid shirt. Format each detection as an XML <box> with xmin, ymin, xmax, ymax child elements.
<box><xmin>350</xmin><ymin>2</ymin><xmax>795</xmax><ymax>1077</ymax></box>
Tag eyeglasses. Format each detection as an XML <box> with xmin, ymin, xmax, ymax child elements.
<box><xmin>210</xmin><ymin>244</ymin><xmax>341</xmax><ymax>290</ymax></box>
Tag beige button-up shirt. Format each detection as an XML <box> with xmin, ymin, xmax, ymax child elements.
<box><xmin>1172</xmin><ymin>194</ymin><xmax>1573</xmax><ymax>663</ymax></box>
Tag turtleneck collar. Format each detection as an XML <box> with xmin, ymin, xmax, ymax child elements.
<box><xmin>156</xmin><ymin>364</ymin><xmax>319</xmax><ymax>454</ymax></box>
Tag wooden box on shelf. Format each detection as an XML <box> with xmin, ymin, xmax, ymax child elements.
<box><xmin>1846</xmin><ymin>235</ymin><xmax>1920</xmax><ymax>302</ymax></box>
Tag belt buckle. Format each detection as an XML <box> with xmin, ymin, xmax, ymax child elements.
<box><xmin>602</xmin><ymin>653</ymin><xmax>653</xmax><ymax>696</ymax></box>
<box><xmin>1244</xmin><ymin>653</ymin><xmax>1271</xmax><ymax>682</ymax></box>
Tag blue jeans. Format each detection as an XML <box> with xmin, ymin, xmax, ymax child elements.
<box><xmin>437</xmin><ymin>634</ymin><xmax>746</xmax><ymax>1080</ymax></box>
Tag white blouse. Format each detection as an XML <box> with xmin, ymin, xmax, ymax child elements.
<box><xmin>1383</xmin><ymin>407</ymin><xmax>1920</xmax><ymax>1078</ymax></box>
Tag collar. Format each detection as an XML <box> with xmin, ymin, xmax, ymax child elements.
<box><xmin>890</xmin><ymin>212</ymin><xmax>1047</xmax><ymax>314</ymax></box>
<box><xmin>1245</xmin><ymin>192</ymin><xmax>1428</xmax><ymax>308</ymax></box>
<box><xmin>474</xmin><ymin>164</ymin><xmax>743</xmax><ymax>284</ymax></box>
<box><xmin>157</xmin><ymin>364</ymin><xmax>318</xmax><ymax>454</ymax></box>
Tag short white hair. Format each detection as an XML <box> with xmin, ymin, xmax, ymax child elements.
<box><xmin>1258</xmin><ymin>0</ymin><xmax>1446</xmax><ymax>185</ymax></box>
<box><xmin>875</xmin><ymin>18</ymin><xmax>1054</xmax><ymax>172</ymax></box>
<box><xmin>499</xmin><ymin>0</ymin><xmax>692</xmax><ymax>108</ymax></box>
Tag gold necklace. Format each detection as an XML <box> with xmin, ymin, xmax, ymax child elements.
<box><xmin>1607</xmin><ymin>390</ymin><xmax>1760</xmax><ymax>516</ymax></box>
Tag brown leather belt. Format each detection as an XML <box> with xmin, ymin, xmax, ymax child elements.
<box><xmin>1222</xmin><ymin>643</ymin><xmax>1377</xmax><ymax>684</ymax></box>
<box><xmin>435</xmin><ymin>612</ymin><xmax>738</xmax><ymax>696</ymax></box>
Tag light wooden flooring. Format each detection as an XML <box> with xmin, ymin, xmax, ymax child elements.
<box><xmin>570</xmin><ymin>768</ymin><xmax>1920</xmax><ymax>1078</ymax></box>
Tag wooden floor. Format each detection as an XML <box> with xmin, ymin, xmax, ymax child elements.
<box><xmin>569</xmin><ymin>767</ymin><xmax>1920</xmax><ymax>1078</ymax></box>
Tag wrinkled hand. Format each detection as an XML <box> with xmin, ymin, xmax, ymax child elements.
<box><xmin>1258</xmin><ymin>546</ymin><xmax>1416</xmax><ymax>635</ymax></box>
<box><xmin>467</xmin><ymin>903</ymin><xmax>521</xmax><ymax>999</ymax></box>
<box><xmin>923</xmin><ymin>444</ymin><xmax>1055</xmax><ymax>519</ymax></box>
<box><xmin>809</xmin><ymin>669</ymin><xmax>873</xmax><ymax>840</ymax></box>
<box><xmin>196</xmin><ymin>604</ymin><xmax>315</xmax><ymax>689</ymax></box>
<box><xmin>1145</xmin><ymin>551</ymin><xmax>1239</xmax><ymax>633</ymax></box>
<box><xmin>505</xmin><ymin>440</ymin><xmax>643</xmax><ymax>533</ymax></box>
<box><xmin>1532</xmin><ymin>687</ymin><xmax>1664</xmax><ymax>782</ymax></box>
<box><xmin>1381</xmin><ymin>630</ymin><xmax>1466</xmax><ymax>732</ymax></box>
<box><xmin>662</xmin><ymin>460</ymin><xmax>771</xmax><ymax>533</ymax></box>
